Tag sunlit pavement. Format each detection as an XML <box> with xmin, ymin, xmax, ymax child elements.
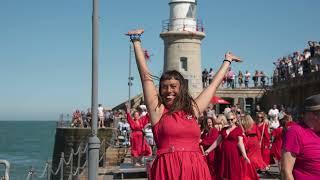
<box><xmin>259</xmin><ymin>164</ymin><xmax>280</xmax><ymax>180</ymax></box>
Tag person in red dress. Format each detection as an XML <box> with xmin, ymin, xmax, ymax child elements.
<box><xmin>126</xmin><ymin>29</ymin><xmax>241</xmax><ymax>180</ymax></box>
<box><xmin>256</xmin><ymin>112</ymin><xmax>273</xmax><ymax>169</ymax></box>
<box><xmin>241</xmin><ymin>114</ymin><xmax>267</xmax><ymax>172</ymax></box>
<box><xmin>200</xmin><ymin>117</ymin><xmax>219</xmax><ymax>179</ymax></box>
<box><xmin>205</xmin><ymin>112</ymin><xmax>251</xmax><ymax>180</ymax></box>
<box><xmin>271</xmin><ymin>114</ymin><xmax>296</xmax><ymax>172</ymax></box>
<box><xmin>126</xmin><ymin>108</ymin><xmax>152</xmax><ymax>166</ymax></box>
<box><xmin>270</xmin><ymin>119</ymin><xmax>283</xmax><ymax>171</ymax></box>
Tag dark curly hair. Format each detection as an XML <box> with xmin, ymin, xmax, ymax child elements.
<box><xmin>158</xmin><ymin>70</ymin><xmax>199</xmax><ymax>117</ymax></box>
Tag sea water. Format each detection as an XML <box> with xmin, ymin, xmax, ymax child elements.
<box><xmin>0</xmin><ymin>121</ymin><xmax>56</xmax><ymax>180</ymax></box>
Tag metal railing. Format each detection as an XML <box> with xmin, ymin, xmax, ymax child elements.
<box><xmin>0</xmin><ymin>160</ymin><xmax>10</xmax><ymax>180</ymax></box>
<box><xmin>161</xmin><ymin>18</ymin><xmax>204</xmax><ymax>32</ymax></box>
<box><xmin>272</xmin><ymin>61</ymin><xmax>320</xmax><ymax>85</ymax></box>
<box><xmin>23</xmin><ymin>136</ymin><xmax>114</xmax><ymax>180</ymax></box>
<box><xmin>203</xmin><ymin>75</ymin><xmax>273</xmax><ymax>89</ymax></box>
<box><xmin>24</xmin><ymin>129</ymin><xmax>120</xmax><ymax>180</ymax></box>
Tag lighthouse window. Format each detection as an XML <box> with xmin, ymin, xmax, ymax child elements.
<box><xmin>186</xmin><ymin>4</ymin><xmax>196</xmax><ymax>18</ymax></box>
<box><xmin>180</xmin><ymin>57</ymin><xmax>188</xmax><ymax>71</ymax></box>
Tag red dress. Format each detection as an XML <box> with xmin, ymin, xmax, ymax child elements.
<box><xmin>150</xmin><ymin>110</ymin><xmax>211</xmax><ymax>180</ymax></box>
<box><xmin>240</xmin><ymin>153</ymin><xmax>259</xmax><ymax>180</ymax></box>
<box><xmin>245</xmin><ymin>124</ymin><xmax>267</xmax><ymax>170</ymax></box>
<box><xmin>201</xmin><ymin>128</ymin><xmax>219</xmax><ymax>179</ymax></box>
<box><xmin>216</xmin><ymin>126</ymin><xmax>244</xmax><ymax>180</ymax></box>
<box><xmin>257</xmin><ymin>122</ymin><xmax>273</xmax><ymax>165</ymax></box>
<box><xmin>126</xmin><ymin>113</ymin><xmax>152</xmax><ymax>157</ymax></box>
<box><xmin>271</xmin><ymin>127</ymin><xmax>283</xmax><ymax>161</ymax></box>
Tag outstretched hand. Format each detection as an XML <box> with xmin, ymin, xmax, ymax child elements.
<box><xmin>125</xmin><ymin>29</ymin><xmax>144</xmax><ymax>36</ymax></box>
<box><xmin>125</xmin><ymin>103</ymin><xmax>130</xmax><ymax>113</ymax></box>
<box><xmin>225</xmin><ymin>51</ymin><xmax>242</xmax><ymax>62</ymax></box>
<box><xmin>125</xmin><ymin>29</ymin><xmax>144</xmax><ymax>42</ymax></box>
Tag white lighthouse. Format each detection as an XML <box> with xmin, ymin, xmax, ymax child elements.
<box><xmin>160</xmin><ymin>0</ymin><xmax>205</xmax><ymax>97</ymax></box>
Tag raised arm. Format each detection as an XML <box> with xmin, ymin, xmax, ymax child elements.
<box><xmin>195</xmin><ymin>52</ymin><xmax>241</xmax><ymax>117</ymax></box>
<box><xmin>126</xmin><ymin>29</ymin><xmax>163</xmax><ymax>125</ymax></box>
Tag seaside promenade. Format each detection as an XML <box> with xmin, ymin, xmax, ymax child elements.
<box><xmin>95</xmin><ymin>148</ymin><xmax>280</xmax><ymax>180</ymax></box>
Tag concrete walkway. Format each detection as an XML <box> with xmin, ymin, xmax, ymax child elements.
<box><xmin>98</xmin><ymin>148</ymin><xmax>280</xmax><ymax>180</ymax></box>
<box><xmin>98</xmin><ymin>164</ymin><xmax>280</xmax><ymax>180</ymax></box>
<box><xmin>259</xmin><ymin>164</ymin><xmax>280</xmax><ymax>180</ymax></box>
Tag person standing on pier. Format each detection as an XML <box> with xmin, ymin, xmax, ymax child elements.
<box><xmin>244</xmin><ymin>70</ymin><xmax>251</xmax><ymax>88</ymax></box>
<box><xmin>98</xmin><ymin>104</ymin><xmax>105</xmax><ymax>128</ymax></box>
<box><xmin>241</xmin><ymin>114</ymin><xmax>267</xmax><ymax>171</ymax></box>
<box><xmin>204</xmin><ymin>112</ymin><xmax>251</xmax><ymax>180</ymax></box>
<box><xmin>256</xmin><ymin>112</ymin><xmax>273</xmax><ymax>171</ymax></box>
<box><xmin>270</xmin><ymin>115</ymin><xmax>285</xmax><ymax>172</ymax></box>
<box><xmin>200</xmin><ymin>116</ymin><xmax>219</xmax><ymax>179</ymax></box>
<box><xmin>126</xmin><ymin>29</ymin><xmax>241</xmax><ymax>180</ymax></box>
<box><xmin>238</xmin><ymin>70</ymin><xmax>244</xmax><ymax>88</ymax></box>
<box><xmin>281</xmin><ymin>94</ymin><xmax>320</xmax><ymax>180</ymax></box>
<box><xmin>125</xmin><ymin>105</ymin><xmax>152</xmax><ymax>166</ymax></box>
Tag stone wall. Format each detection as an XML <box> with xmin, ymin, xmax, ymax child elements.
<box><xmin>51</xmin><ymin>127</ymin><xmax>115</xmax><ymax>180</ymax></box>
<box><xmin>260</xmin><ymin>71</ymin><xmax>320</xmax><ymax>112</ymax></box>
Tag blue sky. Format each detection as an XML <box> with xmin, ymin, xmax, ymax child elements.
<box><xmin>1</xmin><ymin>0</ymin><xmax>319</xmax><ymax>120</ymax></box>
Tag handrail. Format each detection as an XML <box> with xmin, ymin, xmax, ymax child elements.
<box><xmin>161</xmin><ymin>18</ymin><xmax>204</xmax><ymax>32</ymax></box>
<box><xmin>0</xmin><ymin>160</ymin><xmax>10</xmax><ymax>180</ymax></box>
<box><xmin>25</xmin><ymin>131</ymin><xmax>117</xmax><ymax>180</ymax></box>
<box><xmin>203</xmin><ymin>75</ymin><xmax>273</xmax><ymax>89</ymax></box>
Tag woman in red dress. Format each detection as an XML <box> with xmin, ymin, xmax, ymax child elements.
<box><xmin>200</xmin><ymin>117</ymin><xmax>219</xmax><ymax>179</ymax></box>
<box><xmin>126</xmin><ymin>29</ymin><xmax>241</xmax><ymax>180</ymax></box>
<box><xmin>270</xmin><ymin>122</ymin><xmax>283</xmax><ymax>169</ymax></box>
<box><xmin>205</xmin><ymin>112</ymin><xmax>250</xmax><ymax>180</ymax></box>
<box><xmin>241</xmin><ymin>115</ymin><xmax>267</xmax><ymax>171</ymax></box>
<box><xmin>256</xmin><ymin>112</ymin><xmax>273</xmax><ymax>169</ymax></box>
<box><xmin>271</xmin><ymin>114</ymin><xmax>295</xmax><ymax>172</ymax></box>
<box><xmin>126</xmin><ymin>109</ymin><xmax>152</xmax><ymax>166</ymax></box>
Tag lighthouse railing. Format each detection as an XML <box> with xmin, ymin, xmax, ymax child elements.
<box><xmin>161</xmin><ymin>18</ymin><xmax>204</xmax><ymax>32</ymax></box>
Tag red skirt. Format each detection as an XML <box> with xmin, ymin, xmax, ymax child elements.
<box><xmin>271</xmin><ymin>140</ymin><xmax>282</xmax><ymax>161</ymax></box>
<box><xmin>241</xmin><ymin>157</ymin><xmax>259</xmax><ymax>180</ymax></box>
<box><xmin>246</xmin><ymin>136</ymin><xmax>267</xmax><ymax>170</ymax></box>
<box><xmin>130</xmin><ymin>131</ymin><xmax>152</xmax><ymax>157</ymax></box>
<box><xmin>150</xmin><ymin>151</ymin><xmax>211</xmax><ymax>180</ymax></box>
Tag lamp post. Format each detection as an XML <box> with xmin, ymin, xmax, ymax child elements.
<box><xmin>128</xmin><ymin>44</ymin><xmax>133</xmax><ymax>110</ymax></box>
<box><xmin>88</xmin><ymin>0</ymin><xmax>101</xmax><ymax>179</ymax></box>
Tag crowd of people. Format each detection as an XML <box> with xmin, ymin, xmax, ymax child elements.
<box><xmin>118</xmin><ymin>96</ymin><xmax>319</xmax><ymax>180</ymax></box>
<box><xmin>272</xmin><ymin>41</ymin><xmax>320</xmax><ymax>83</ymax></box>
<box><xmin>199</xmin><ymin>103</ymin><xmax>297</xmax><ymax>179</ymax></box>
<box><xmin>202</xmin><ymin>41</ymin><xmax>320</xmax><ymax>90</ymax></box>
<box><xmin>70</xmin><ymin>95</ymin><xmax>319</xmax><ymax>179</ymax></box>
<box><xmin>70</xmin><ymin>103</ymin><xmax>133</xmax><ymax>129</ymax></box>
<box><xmin>202</xmin><ymin>68</ymin><xmax>270</xmax><ymax>89</ymax></box>
<box><xmin>70</xmin><ymin>30</ymin><xmax>320</xmax><ymax>180</ymax></box>
<box><xmin>125</xmin><ymin>30</ymin><xmax>320</xmax><ymax>180</ymax></box>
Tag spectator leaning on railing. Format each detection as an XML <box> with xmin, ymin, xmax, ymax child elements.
<box><xmin>238</xmin><ymin>70</ymin><xmax>243</xmax><ymax>88</ymax></box>
<box><xmin>202</xmin><ymin>68</ymin><xmax>209</xmax><ymax>88</ymax></box>
<box><xmin>244</xmin><ymin>70</ymin><xmax>251</xmax><ymax>88</ymax></box>
<box><xmin>272</xmin><ymin>41</ymin><xmax>319</xmax><ymax>84</ymax></box>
